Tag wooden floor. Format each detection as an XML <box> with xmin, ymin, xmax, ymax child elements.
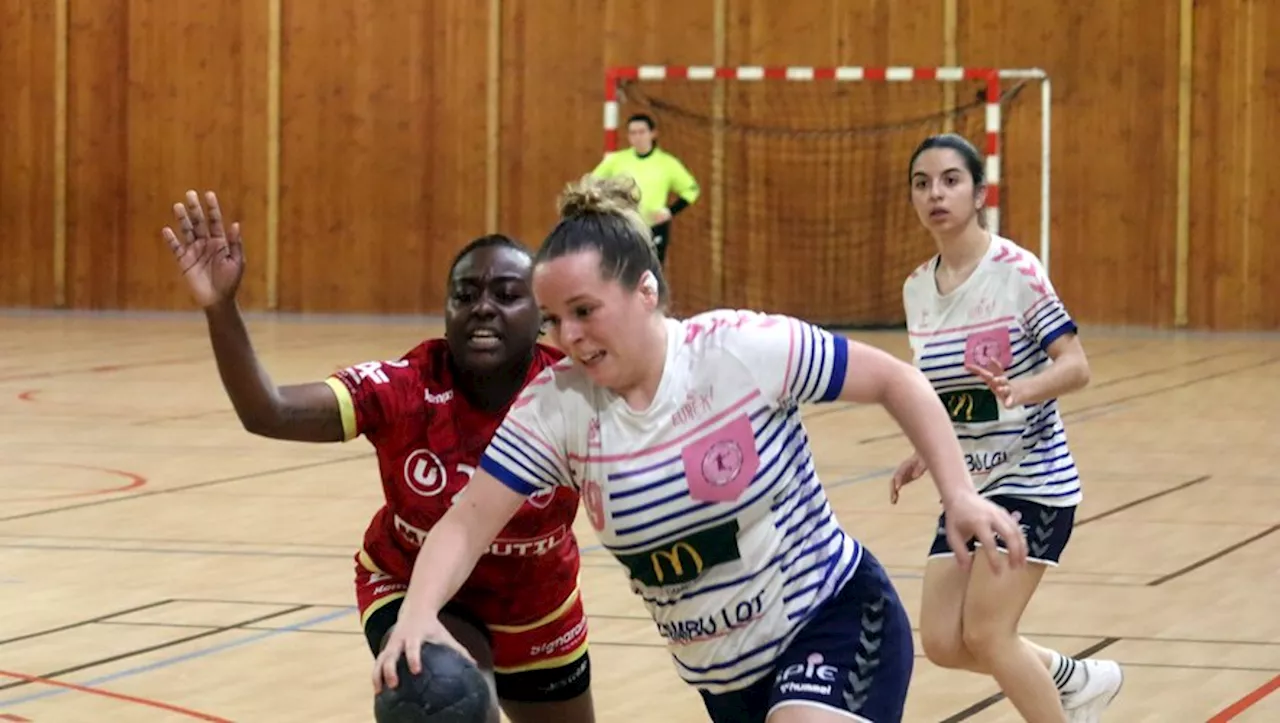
<box><xmin>1</xmin><ymin>311</ymin><xmax>1278</xmax><ymax>723</ymax></box>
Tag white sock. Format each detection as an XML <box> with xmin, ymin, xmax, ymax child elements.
<box><xmin>1050</xmin><ymin>651</ymin><xmax>1088</xmax><ymax>695</ymax></box>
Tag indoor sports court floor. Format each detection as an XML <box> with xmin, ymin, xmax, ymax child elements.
<box><xmin>0</xmin><ymin>311</ymin><xmax>1277</xmax><ymax>722</ymax></box>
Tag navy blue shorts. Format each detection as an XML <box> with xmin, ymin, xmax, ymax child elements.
<box><xmin>928</xmin><ymin>495</ymin><xmax>1076</xmax><ymax>565</ymax></box>
<box><xmin>699</xmin><ymin>550</ymin><xmax>914</xmax><ymax>723</ymax></box>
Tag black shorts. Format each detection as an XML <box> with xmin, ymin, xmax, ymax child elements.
<box><xmin>928</xmin><ymin>495</ymin><xmax>1077</xmax><ymax>565</ymax></box>
<box><xmin>699</xmin><ymin>551</ymin><xmax>914</xmax><ymax>723</ymax></box>
<box><xmin>363</xmin><ymin>597</ymin><xmax>591</xmax><ymax>704</ymax></box>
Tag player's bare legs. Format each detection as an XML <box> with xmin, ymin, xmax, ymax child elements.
<box><xmin>921</xmin><ymin>556</ymin><xmax>1065</xmax><ymax>722</ymax></box>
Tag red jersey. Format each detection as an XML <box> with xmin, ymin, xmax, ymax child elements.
<box><xmin>325</xmin><ymin>340</ymin><xmax>580</xmax><ymax>626</ymax></box>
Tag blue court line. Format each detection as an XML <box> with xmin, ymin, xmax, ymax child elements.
<box><xmin>0</xmin><ymin>606</ymin><xmax>357</xmax><ymax>709</ymax></box>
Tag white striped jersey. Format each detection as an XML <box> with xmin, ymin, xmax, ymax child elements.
<box><xmin>903</xmin><ymin>235</ymin><xmax>1082</xmax><ymax>506</ymax></box>
<box><xmin>479</xmin><ymin>309</ymin><xmax>861</xmax><ymax>694</ymax></box>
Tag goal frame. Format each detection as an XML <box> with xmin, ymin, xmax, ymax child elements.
<box><xmin>603</xmin><ymin>65</ymin><xmax>1053</xmax><ymax>274</ymax></box>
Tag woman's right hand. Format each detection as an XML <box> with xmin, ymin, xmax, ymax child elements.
<box><xmin>373</xmin><ymin>610</ymin><xmax>473</xmax><ymax>694</ymax></box>
<box><xmin>162</xmin><ymin>190</ymin><xmax>245</xmax><ymax>309</ymax></box>
<box><xmin>890</xmin><ymin>453</ymin><xmax>928</xmax><ymax>504</ymax></box>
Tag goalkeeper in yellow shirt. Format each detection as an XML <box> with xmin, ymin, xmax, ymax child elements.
<box><xmin>591</xmin><ymin>113</ymin><xmax>700</xmax><ymax>265</ymax></box>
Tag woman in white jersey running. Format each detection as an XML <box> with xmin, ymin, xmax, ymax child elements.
<box><xmin>894</xmin><ymin>133</ymin><xmax>1124</xmax><ymax>723</ymax></box>
<box><xmin>373</xmin><ymin>174</ymin><xmax>1027</xmax><ymax>723</ymax></box>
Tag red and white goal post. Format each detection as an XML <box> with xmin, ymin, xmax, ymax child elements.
<box><xmin>603</xmin><ymin>65</ymin><xmax>1053</xmax><ymax>273</ymax></box>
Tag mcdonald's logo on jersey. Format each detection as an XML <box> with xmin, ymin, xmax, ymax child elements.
<box><xmin>650</xmin><ymin>543</ymin><xmax>703</xmax><ymax>583</ymax></box>
<box><xmin>617</xmin><ymin>519</ymin><xmax>742</xmax><ymax>587</ymax></box>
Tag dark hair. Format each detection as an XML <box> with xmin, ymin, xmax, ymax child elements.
<box><xmin>535</xmin><ymin>175</ymin><xmax>668</xmax><ymax>305</ymax></box>
<box><xmin>908</xmin><ymin>133</ymin><xmax>988</xmax><ymax>228</ymax></box>
<box><xmin>908</xmin><ymin>133</ymin><xmax>986</xmax><ymax>187</ymax></box>
<box><xmin>447</xmin><ymin>234</ymin><xmax>531</xmax><ymax>279</ymax></box>
<box><xmin>626</xmin><ymin>113</ymin><xmax>656</xmax><ymax>130</ymax></box>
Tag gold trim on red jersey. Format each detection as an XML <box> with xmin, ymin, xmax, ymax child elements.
<box><xmin>324</xmin><ymin>376</ymin><xmax>358</xmax><ymax>441</ymax></box>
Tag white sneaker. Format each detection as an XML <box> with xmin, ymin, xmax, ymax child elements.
<box><xmin>1062</xmin><ymin>659</ymin><xmax>1124</xmax><ymax>722</ymax></box>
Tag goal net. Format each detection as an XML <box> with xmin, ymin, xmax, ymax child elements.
<box><xmin>605</xmin><ymin>66</ymin><xmax>1050</xmax><ymax>327</ymax></box>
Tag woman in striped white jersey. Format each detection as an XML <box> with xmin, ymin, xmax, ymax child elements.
<box><xmin>372</xmin><ymin>174</ymin><xmax>1027</xmax><ymax>723</ymax></box>
<box><xmin>895</xmin><ymin>133</ymin><xmax>1124</xmax><ymax>723</ymax></box>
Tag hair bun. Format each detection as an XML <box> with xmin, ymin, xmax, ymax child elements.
<box><xmin>558</xmin><ymin>174</ymin><xmax>641</xmax><ymax>218</ymax></box>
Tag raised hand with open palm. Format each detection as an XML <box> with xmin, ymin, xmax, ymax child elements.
<box><xmin>162</xmin><ymin>190</ymin><xmax>244</xmax><ymax>309</ymax></box>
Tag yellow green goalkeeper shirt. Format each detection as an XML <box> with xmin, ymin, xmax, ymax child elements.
<box><xmin>591</xmin><ymin>146</ymin><xmax>700</xmax><ymax>220</ymax></box>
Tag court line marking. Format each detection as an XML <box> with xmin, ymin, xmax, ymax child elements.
<box><xmin>0</xmin><ymin>606</ymin><xmax>356</xmax><ymax>710</ymax></box>
<box><xmin>0</xmin><ymin>599</ymin><xmax>175</xmax><ymax>649</ymax></box>
<box><xmin>1149</xmin><ymin>522</ymin><xmax>1280</xmax><ymax>586</ymax></box>
<box><xmin>585</xmin><ymin>614</ymin><xmax>1280</xmax><ymax>649</ymax></box>
<box><xmin>0</xmin><ymin>531</ymin><xmax>354</xmax><ymax>549</ymax></box>
<box><xmin>1208</xmin><ymin>673</ymin><xmax>1280</xmax><ymax>722</ymax></box>
<box><xmin>0</xmin><ymin>605</ymin><xmax>309</xmax><ymax>694</ymax></box>
<box><xmin>855</xmin><ymin>354</ymin><xmax>1280</xmax><ymax>445</ymax></box>
<box><xmin>0</xmin><ymin>452</ymin><xmax>372</xmax><ymax>523</ymax></box>
<box><xmin>0</xmin><ymin>333</ymin><xmax>333</xmax><ymax>384</ymax></box>
<box><xmin>173</xmin><ymin>597</ymin><xmax>352</xmax><ymax>609</ymax></box>
<box><xmin>802</xmin><ymin>347</ymin><xmax>1250</xmax><ymax>426</ymax></box>
<box><xmin>81</xmin><ymin>614</ymin><xmax>1280</xmax><ymax>675</ymax></box>
<box><xmin>0</xmin><ymin>670</ymin><xmax>230</xmax><ymax>722</ymax></box>
<box><xmin>85</xmin><ymin>622</ymin><xmax>1280</xmax><ymax>676</ymax></box>
<box><xmin>0</xmin><ymin>462</ymin><xmax>147</xmax><ymax>502</ymax></box>
<box><xmin>0</xmin><ymin>541</ymin><xmax>351</xmax><ymax>560</ymax></box>
<box><xmin>1074</xmin><ymin>475</ymin><xmax>1212</xmax><ymax>527</ymax></box>
<box><xmin>938</xmin><ymin>637</ymin><xmax>1122</xmax><ymax>722</ymax></box>
<box><xmin>580</xmin><ymin>468</ymin><xmax>1207</xmax><ymax>558</ymax></box>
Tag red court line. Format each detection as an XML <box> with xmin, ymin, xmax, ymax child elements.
<box><xmin>0</xmin><ymin>357</ymin><xmax>198</xmax><ymax>384</ymax></box>
<box><xmin>1208</xmin><ymin>673</ymin><xmax>1280</xmax><ymax>722</ymax></box>
<box><xmin>0</xmin><ymin>463</ymin><xmax>147</xmax><ymax>501</ymax></box>
<box><xmin>0</xmin><ymin>670</ymin><xmax>230</xmax><ymax>722</ymax></box>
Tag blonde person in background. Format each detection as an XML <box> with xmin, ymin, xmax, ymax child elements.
<box><xmin>592</xmin><ymin>113</ymin><xmax>700</xmax><ymax>266</ymax></box>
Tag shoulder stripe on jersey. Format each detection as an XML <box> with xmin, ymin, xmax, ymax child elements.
<box><xmin>480</xmin><ymin>455</ymin><xmax>540</xmax><ymax>496</ymax></box>
<box><xmin>487</xmin><ymin>430</ymin><xmax>564</xmax><ymax>489</ymax></box>
<box><xmin>1023</xmin><ymin>293</ymin><xmax>1056</xmax><ymax>319</ymax></box>
<box><xmin>568</xmin><ymin>389</ymin><xmax>761</xmax><ymax>463</ymax></box>
<box><xmin>1038</xmin><ymin>320</ymin><xmax>1078</xmax><ymax>350</ymax></box>
<box><xmin>503</xmin><ymin>416</ymin><xmax>567</xmax><ymax>469</ymax></box>
<box><xmin>784</xmin><ymin>321</ymin><xmax>848</xmax><ymax>403</ymax></box>
<box><xmin>323</xmin><ymin>377</ymin><xmax>358</xmax><ymax>442</ymax></box>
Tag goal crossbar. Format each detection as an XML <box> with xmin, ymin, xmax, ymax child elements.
<box><xmin>603</xmin><ymin>65</ymin><xmax>1051</xmax><ymax>269</ymax></box>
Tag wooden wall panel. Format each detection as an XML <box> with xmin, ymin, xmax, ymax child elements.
<box><xmin>64</xmin><ymin>0</ymin><xmax>268</xmax><ymax>310</ymax></box>
<box><xmin>601</xmin><ymin>0</ymin><xmax>718</xmax><ymax>316</ymax></box>
<box><xmin>1188</xmin><ymin>0</ymin><xmax>1280</xmax><ymax>330</ymax></box>
<box><xmin>0</xmin><ymin>0</ymin><xmax>56</xmax><ymax>307</ymax></box>
<box><xmin>2</xmin><ymin>0</ymin><xmax>1278</xmax><ymax>330</ymax></box>
<box><xmin>496</xmin><ymin>0</ymin><xmax>607</xmax><ymax>250</ymax></box>
<box><xmin>278</xmin><ymin>0</ymin><xmax>488</xmax><ymax>314</ymax></box>
<box><xmin>959</xmin><ymin>0</ymin><xmax>1182</xmax><ymax>329</ymax></box>
<box><xmin>497</xmin><ymin>1</ymin><xmax>717</xmax><ymax>316</ymax></box>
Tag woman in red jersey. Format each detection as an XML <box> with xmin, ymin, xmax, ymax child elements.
<box><xmin>162</xmin><ymin>191</ymin><xmax>595</xmax><ymax>723</ymax></box>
